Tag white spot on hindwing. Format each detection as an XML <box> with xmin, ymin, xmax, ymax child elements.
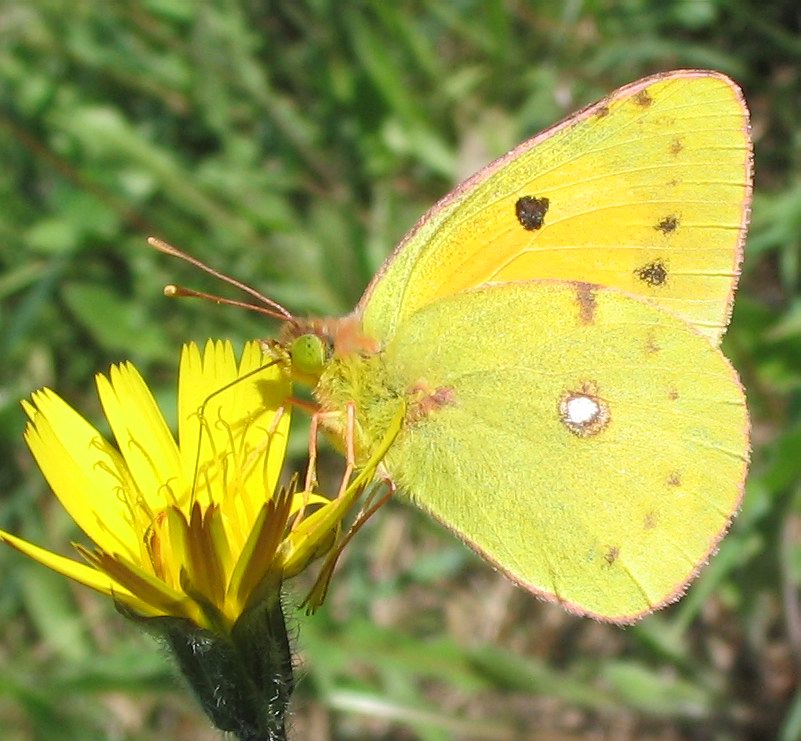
<box><xmin>565</xmin><ymin>395</ymin><xmax>598</xmax><ymax>424</ymax></box>
<box><xmin>559</xmin><ymin>383</ymin><xmax>610</xmax><ymax>437</ymax></box>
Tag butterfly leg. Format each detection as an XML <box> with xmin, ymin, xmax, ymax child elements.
<box><xmin>304</xmin><ymin>401</ymin><xmax>357</xmax><ymax>496</ymax></box>
<box><xmin>303</xmin><ymin>476</ymin><xmax>396</xmax><ymax>613</ymax></box>
<box><xmin>286</xmin><ymin>395</ymin><xmax>319</xmax><ymax>415</ymax></box>
<box><xmin>338</xmin><ymin>401</ymin><xmax>357</xmax><ymax>498</ymax></box>
<box><xmin>304</xmin><ymin>410</ymin><xmax>324</xmax><ymax>493</ymax></box>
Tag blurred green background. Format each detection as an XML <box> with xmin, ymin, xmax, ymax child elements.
<box><xmin>2</xmin><ymin>1</ymin><xmax>800</xmax><ymax>739</ymax></box>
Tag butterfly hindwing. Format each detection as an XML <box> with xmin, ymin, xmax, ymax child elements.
<box><xmin>377</xmin><ymin>281</ymin><xmax>748</xmax><ymax>622</ymax></box>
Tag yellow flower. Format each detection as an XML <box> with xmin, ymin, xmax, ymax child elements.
<box><xmin>1</xmin><ymin>340</ymin><xmax>354</xmax><ymax>632</ymax></box>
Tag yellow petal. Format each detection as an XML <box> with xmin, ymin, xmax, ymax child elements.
<box><xmin>79</xmin><ymin>545</ymin><xmax>198</xmax><ymax>622</ymax></box>
<box><xmin>239</xmin><ymin>341</ymin><xmax>292</xmax><ymax>498</ymax></box>
<box><xmin>22</xmin><ymin>391</ymin><xmax>138</xmax><ymax>557</ymax></box>
<box><xmin>185</xmin><ymin>503</ymin><xmax>226</xmax><ymax>607</ymax></box>
<box><xmin>206</xmin><ymin>501</ymin><xmax>233</xmax><ymax>579</ymax></box>
<box><xmin>96</xmin><ymin>362</ymin><xmax>185</xmax><ymax>511</ymax></box>
<box><xmin>178</xmin><ymin>341</ymin><xmax>291</xmax><ymax>511</ymax></box>
<box><xmin>0</xmin><ymin>530</ymin><xmax>158</xmax><ymax>616</ymax></box>
<box><xmin>226</xmin><ymin>490</ymin><xmax>292</xmax><ymax>613</ymax></box>
<box><xmin>177</xmin><ymin>340</ymin><xmax>236</xmax><ymax>477</ymax></box>
<box><xmin>289</xmin><ymin>491</ymin><xmax>330</xmax><ymax>515</ymax></box>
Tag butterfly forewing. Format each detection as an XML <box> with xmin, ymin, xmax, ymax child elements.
<box><xmin>360</xmin><ymin>70</ymin><xmax>752</xmax><ymax>346</ymax></box>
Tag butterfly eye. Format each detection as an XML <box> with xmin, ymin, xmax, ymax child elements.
<box><xmin>290</xmin><ymin>334</ymin><xmax>329</xmax><ymax>376</ymax></box>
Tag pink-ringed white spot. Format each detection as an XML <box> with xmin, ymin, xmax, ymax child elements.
<box><xmin>559</xmin><ymin>388</ymin><xmax>610</xmax><ymax>437</ymax></box>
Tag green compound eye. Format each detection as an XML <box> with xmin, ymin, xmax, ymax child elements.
<box><xmin>290</xmin><ymin>334</ymin><xmax>327</xmax><ymax>376</ymax></box>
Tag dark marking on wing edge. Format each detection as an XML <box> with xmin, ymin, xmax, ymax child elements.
<box><xmin>655</xmin><ymin>215</ymin><xmax>679</xmax><ymax>234</ymax></box>
<box><xmin>635</xmin><ymin>260</ymin><xmax>668</xmax><ymax>287</ymax></box>
<box><xmin>595</xmin><ymin>104</ymin><xmax>610</xmax><ymax>118</ymax></box>
<box><xmin>634</xmin><ymin>89</ymin><xmax>653</xmax><ymax>107</ymax></box>
<box><xmin>644</xmin><ymin>331</ymin><xmax>661</xmax><ymax>355</ymax></box>
<box><xmin>574</xmin><ymin>283</ymin><xmax>596</xmax><ymax>324</ymax></box>
<box><xmin>604</xmin><ymin>546</ymin><xmax>620</xmax><ymax>566</ymax></box>
<box><xmin>668</xmin><ymin>471</ymin><xmax>682</xmax><ymax>487</ymax></box>
<box><xmin>670</xmin><ymin>138</ymin><xmax>684</xmax><ymax>155</ymax></box>
<box><xmin>515</xmin><ymin>196</ymin><xmax>550</xmax><ymax>231</ymax></box>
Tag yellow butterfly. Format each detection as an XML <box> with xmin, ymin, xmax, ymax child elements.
<box><xmin>157</xmin><ymin>69</ymin><xmax>752</xmax><ymax>623</ymax></box>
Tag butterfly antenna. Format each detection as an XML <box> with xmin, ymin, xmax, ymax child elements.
<box><xmin>163</xmin><ymin>284</ymin><xmax>291</xmax><ymax>320</ymax></box>
<box><xmin>148</xmin><ymin>236</ymin><xmax>294</xmax><ymax>321</ymax></box>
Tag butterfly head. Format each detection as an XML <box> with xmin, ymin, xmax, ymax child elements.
<box><xmin>148</xmin><ymin>236</ymin><xmax>381</xmax><ymax>387</ymax></box>
<box><xmin>275</xmin><ymin>320</ymin><xmax>332</xmax><ymax>385</ymax></box>
<box><xmin>290</xmin><ymin>333</ymin><xmax>330</xmax><ymax>378</ymax></box>
<box><xmin>277</xmin><ymin>313</ymin><xmax>380</xmax><ymax>387</ymax></box>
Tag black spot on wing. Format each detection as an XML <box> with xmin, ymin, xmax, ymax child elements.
<box><xmin>655</xmin><ymin>215</ymin><xmax>679</xmax><ymax>234</ymax></box>
<box><xmin>635</xmin><ymin>260</ymin><xmax>668</xmax><ymax>287</ymax></box>
<box><xmin>515</xmin><ymin>196</ymin><xmax>550</xmax><ymax>231</ymax></box>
